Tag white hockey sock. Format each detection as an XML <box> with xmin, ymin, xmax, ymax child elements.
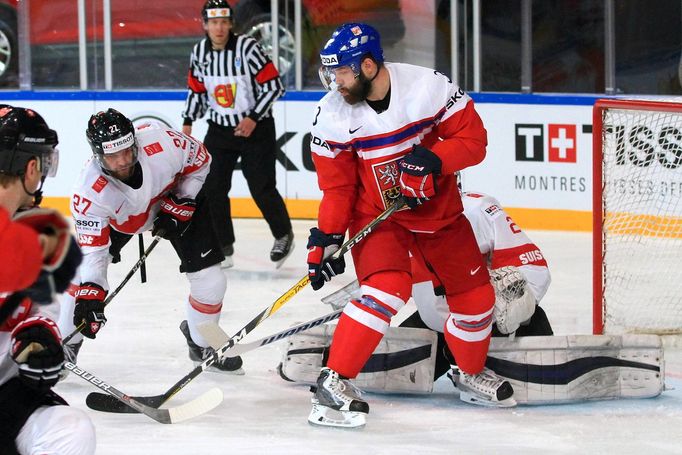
<box><xmin>185</xmin><ymin>297</ymin><xmax>221</xmax><ymax>348</ymax></box>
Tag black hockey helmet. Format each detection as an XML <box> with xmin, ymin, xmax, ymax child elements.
<box><xmin>202</xmin><ymin>0</ymin><xmax>232</xmax><ymax>22</ymax></box>
<box><xmin>0</xmin><ymin>105</ymin><xmax>59</xmax><ymax>178</ymax></box>
<box><xmin>85</xmin><ymin>108</ymin><xmax>138</xmax><ymax>173</ymax></box>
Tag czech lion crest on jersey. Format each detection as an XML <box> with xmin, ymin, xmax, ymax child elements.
<box><xmin>371</xmin><ymin>158</ymin><xmax>403</xmax><ymax>209</ymax></box>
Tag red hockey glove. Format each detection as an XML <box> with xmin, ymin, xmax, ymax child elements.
<box><xmin>73</xmin><ymin>282</ymin><xmax>108</xmax><ymax>339</ymax></box>
<box><xmin>14</xmin><ymin>208</ymin><xmax>83</xmax><ymax>299</ymax></box>
<box><xmin>398</xmin><ymin>144</ymin><xmax>442</xmax><ymax>209</ymax></box>
<box><xmin>11</xmin><ymin>316</ymin><xmax>64</xmax><ymax>392</ymax></box>
<box><xmin>307</xmin><ymin>228</ymin><xmax>346</xmax><ymax>291</ymax></box>
<box><xmin>153</xmin><ymin>194</ymin><xmax>196</xmax><ymax>239</ymax></box>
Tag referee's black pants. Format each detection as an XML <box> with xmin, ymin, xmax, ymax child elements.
<box><xmin>202</xmin><ymin>117</ymin><xmax>292</xmax><ymax>250</ymax></box>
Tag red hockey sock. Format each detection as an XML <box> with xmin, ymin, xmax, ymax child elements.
<box><xmin>444</xmin><ymin>325</ymin><xmax>491</xmax><ymax>374</ymax></box>
<box><xmin>327</xmin><ymin>313</ymin><xmax>384</xmax><ymax>378</ymax></box>
<box><xmin>443</xmin><ymin>283</ymin><xmax>495</xmax><ymax>374</ymax></box>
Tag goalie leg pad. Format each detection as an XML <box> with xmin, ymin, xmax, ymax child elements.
<box><xmin>279</xmin><ymin>325</ymin><xmax>438</xmax><ymax>393</ymax></box>
<box><xmin>486</xmin><ymin>334</ymin><xmax>665</xmax><ymax>404</ymax></box>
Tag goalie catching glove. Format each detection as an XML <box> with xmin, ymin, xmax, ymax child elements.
<box><xmin>153</xmin><ymin>194</ymin><xmax>196</xmax><ymax>239</ymax></box>
<box><xmin>11</xmin><ymin>316</ymin><xmax>65</xmax><ymax>392</ymax></box>
<box><xmin>398</xmin><ymin>144</ymin><xmax>442</xmax><ymax>209</ymax></box>
<box><xmin>307</xmin><ymin>228</ymin><xmax>345</xmax><ymax>291</ymax></box>
<box><xmin>490</xmin><ymin>266</ymin><xmax>536</xmax><ymax>334</ymax></box>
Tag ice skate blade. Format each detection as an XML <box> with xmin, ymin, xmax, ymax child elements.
<box><xmin>193</xmin><ymin>361</ymin><xmax>245</xmax><ymax>376</ymax></box>
<box><xmin>458</xmin><ymin>391</ymin><xmax>517</xmax><ymax>408</ymax></box>
<box><xmin>273</xmin><ymin>240</ymin><xmax>295</xmax><ymax>269</ymax></box>
<box><xmin>307</xmin><ymin>402</ymin><xmax>366</xmax><ymax>428</ymax></box>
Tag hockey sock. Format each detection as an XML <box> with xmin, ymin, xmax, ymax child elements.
<box><xmin>326</xmin><ymin>310</ymin><xmax>384</xmax><ymax>379</ymax></box>
<box><xmin>185</xmin><ymin>296</ymin><xmax>222</xmax><ymax>348</ymax></box>
<box><xmin>443</xmin><ymin>283</ymin><xmax>495</xmax><ymax>374</ymax></box>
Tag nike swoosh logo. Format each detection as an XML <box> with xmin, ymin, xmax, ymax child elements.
<box><xmin>470</xmin><ymin>266</ymin><xmax>481</xmax><ymax>275</ymax></box>
<box><xmin>349</xmin><ymin>126</ymin><xmax>362</xmax><ymax>134</ymax></box>
<box><xmin>115</xmin><ymin>202</ymin><xmax>124</xmax><ymax>214</ymax></box>
<box><xmin>201</xmin><ymin>249</ymin><xmax>212</xmax><ymax>258</ymax></box>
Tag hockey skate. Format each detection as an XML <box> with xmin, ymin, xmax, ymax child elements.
<box><xmin>308</xmin><ymin>367</ymin><xmax>369</xmax><ymax>428</ymax></box>
<box><xmin>270</xmin><ymin>231</ymin><xmax>294</xmax><ymax>269</ymax></box>
<box><xmin>450</xmin><ymin>367</ymin><xmax>517</xmax><ymax>408</ymax></box>
<box><xmin>180</xmin><ymin>320</ymin><xmax>244</xmax><ymax>375</ymax></box>
<box><xmin>221</xmin><ymin>244</ymin><xmax>234</xmax><ymax>269</ymax></box>
<box><xmin>58</xmin><ymin>340</ymin><xmax>83</xmax><ymax>381</ymax></box>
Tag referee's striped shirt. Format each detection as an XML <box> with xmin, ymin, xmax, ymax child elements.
<box><xmin>182</xmin><ymin>33</ymin><xmax>284</xmax><ymax>128</ymax></box>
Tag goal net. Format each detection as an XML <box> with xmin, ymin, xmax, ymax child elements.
<box><xmin>593</xmin><ymin>99</ymin><xmax>682</xmax><ymax>334</ymax></box>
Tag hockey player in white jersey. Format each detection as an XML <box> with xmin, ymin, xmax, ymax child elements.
<box><xmin>402</xmin><ymin>190</ymin><xmax>553</xmax><ymax>379</ymax></box>
<box><xmin>0</xmin><ymin>106</ymin><xmax>95</xmax><ymax>454</ymax></box>
<box><xmin>58</xmin><ymin>108</ymin><xmax>243</xmax><ymax>373</ymax></box>
<box><xmin>306</xmin><ymin>23</ymin><xmax>514</xmax><ymax>428</ymax></box>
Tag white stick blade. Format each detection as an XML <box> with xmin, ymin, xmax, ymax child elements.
<box><xmin>166</xmin><ymin>387</ymin><xmax>223</xmax><ymax>424</ymax></box>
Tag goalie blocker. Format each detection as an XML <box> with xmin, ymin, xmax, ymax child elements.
<box><xmin>278</xmin><ymin>325</ymin><xmax>665</xmax><ymax>404</ymax></box>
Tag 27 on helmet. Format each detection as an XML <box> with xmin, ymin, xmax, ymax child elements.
<box><xmin>202</xmin><ymin>0</ymin><xmax>232</xmax><ymax>21</ymax></box>
<box><xmin>318</xmin><ymin>23</ymin><xmax>384</xmax><ymax>90</ymax></box>
<box><xmin>85</xmin><ymin>108</ymin><xmax>138</xmax><ymax>174</ymax></box>
<box><xmin>0</xmin><ymin>105</ymin><xmax>59</xmax><ymax>178</ymax></box>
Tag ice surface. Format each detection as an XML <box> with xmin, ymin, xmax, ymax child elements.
<box><xmin>54</xmin><ymin>220</ymin><xmax>682</xmax><ymax>454</ymax></box>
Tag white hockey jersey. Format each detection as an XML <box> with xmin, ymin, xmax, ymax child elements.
<box><xmin>411</xmin><ymin>192</ymin><xmax>551</xmax><ymax>331</ymax></box>
<box><xmin>71</xmin><ymin>122</ymin><xmax>211</xmax><ymax>289</ymax></box>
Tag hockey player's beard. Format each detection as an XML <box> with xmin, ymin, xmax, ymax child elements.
<box><xmin>340</xmin><ymin>72</ymin><xmax>372</xmax><ymax>105</ymax></box>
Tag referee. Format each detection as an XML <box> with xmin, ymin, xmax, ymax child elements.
<box><xmin>182</xmin><ymin>0</ymin><xmax>294</xmax><ymax>269</ymax></box>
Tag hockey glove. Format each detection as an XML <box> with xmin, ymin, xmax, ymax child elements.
<box><xmin>491</xmin><ymin>266</ymin><xmax>536</xmax><ymax>334</ymax></box>
<box><xmin>14</xmin><ymin>208</ymin><xmax>83</xmax><ymax>300</ymax></box>
<box><xmin>11</xmin><ymin>316</ymin><xmax>65</xmax><ymax>392</ymax></box>
<box><xmin>73</xmin><ymin>282</ymin><xmax>108</xmax><ymax>339</ymax></box>
<box><xmin>398</xmin><ymin>144</ymin><xmax>442</xmax><ymax>209</ymax></box>
<box><xmin>307</xmin><ymin>228</ymin><xmax>346</xmax><ymax>291</ymax></box>
<box><xmin>153</xmin><ymin>194</ymin><xmax>196</xmax><ymax>239</ymax></box>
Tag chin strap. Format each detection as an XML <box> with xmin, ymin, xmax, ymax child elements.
<box><xmin>20</xmin><ymin>174</ymin><xmax>45</xmax><ymax>207</ymax></box>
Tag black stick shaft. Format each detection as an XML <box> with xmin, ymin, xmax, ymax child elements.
<box><xmin>62</xmin><ymin>234</ymin><xmax>163</xmax><ymax>345</ymax></box>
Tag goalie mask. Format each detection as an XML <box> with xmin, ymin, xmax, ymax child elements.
<box><xmin>86</xmin><ymin>108</ymin><xmax>139</xmax><ymax>177</ymax></box>
<box><xmin>318</xmin><ymin>23</ymin><xmax>384</xmax><ymax>91</ymax></box>
<box><xmin>0</xmin><ymin>105</ymin><xmax>59</xmax><ymax>205</ymax></box>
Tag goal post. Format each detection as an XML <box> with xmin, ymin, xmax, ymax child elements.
<box><xmin>593</xmin><ymin>98</ymin><xmax>682</xmax><ymax>335</ymax></box>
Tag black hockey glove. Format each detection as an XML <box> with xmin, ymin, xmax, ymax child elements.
<box><xmin>73</xmin><ymin>282</ymin><xmax>108</xmax><ymax>339</ymax></box>
<box><xmin>10</xmin><ymin>316</ymin><xmax>65</xmax><ymax>392</ymax></box>
<box><xmin>152</xmin><ymin>194</ymin><xmax>196</xmax><ymax>239</ymax></box>
<box><xmin>398</xmin><ymin>144</ymin><xmax>442</xmax><ymax>209</ymax></box>
<box><xmin>14</xmin><ymin>208</ymin><xmax>83</xmax><ymax>302</ymax></box>
<box><xmin>307</xmin><ymin>228</ymin><xmax>346</xmax><ymax>291</ymax></box>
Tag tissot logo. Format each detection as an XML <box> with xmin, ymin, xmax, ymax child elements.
<box><xmin>515</xmin><ymin>123</ymin><xmax>577</xmax><ymax>163</ymax></box>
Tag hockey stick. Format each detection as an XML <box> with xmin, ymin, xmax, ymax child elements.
<box><xmin>86</xmin><ymin>309</ymin><xmax>344</xmax><ymax>413</ymax></box>
<box><xmin>84</xmin><ymin>198</ymin><xmax>405</xmax><ymax>413</ymax></box>
<box><xmin>62</xmin><ymin>234</ymin><xmax>163</xmax><ymax>345</ymax></box>
<box><xmin>64</xmin><ymin>361</ymin><xmax>222</xmax><ymax>423</ymax></box>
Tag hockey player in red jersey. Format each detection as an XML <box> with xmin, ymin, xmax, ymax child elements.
<box><xmin>306</xmin><ymin>23</ymin><xmax>515</xmax><ymax>428</ymax></box>
<box><xmin>0</xmin><ymin>106</ymin><xmax>95</xmax><ymax>454</ymax></box>
<box><xmin>280</xmin><ymin>190</ymin><xmax>553</xmax><ymax>394</ymax></box>
<box><xmin>58</xmin><ymin>108</ymin><xmax>243</xmax><ymax>374</ymax></box>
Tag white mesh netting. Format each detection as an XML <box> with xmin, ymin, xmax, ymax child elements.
<box><xmin>599</xmin><ymin>100</ymin><xmax>682</xmax><ymax>334</ymax></box>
